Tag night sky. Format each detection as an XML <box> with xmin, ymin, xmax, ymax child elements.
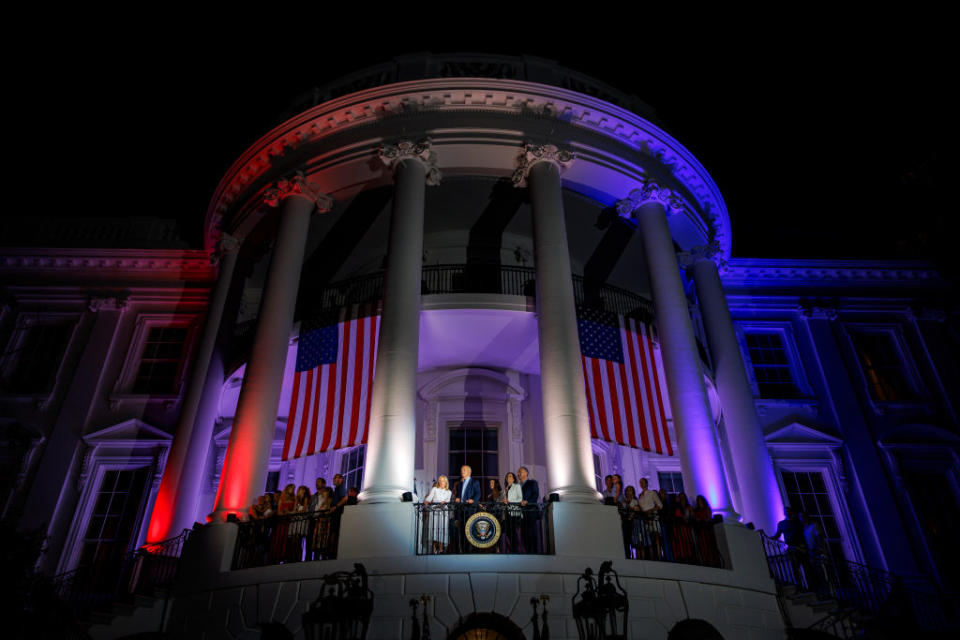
<box><xmin>15</xmin><ymin>18</ymin><xmax>953</xmax><ymax>279</ymax></box>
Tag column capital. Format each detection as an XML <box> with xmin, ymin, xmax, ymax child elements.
<box><xmin>378</xmin><ymin>139</ymin><xmax>441</xmax><ymax>185</ymax></box>
<box><xmin>512</xmin><ymin>143</ymin><xmax>575</xmax><ymax>187</ymax></box>
<box><xmin>678</xmin><ymin>241</ymin><xmax>725</xmax><ymax>270</ymax></box>
<box><xmin>616</xmin><ymin>179</ymin><xmax>683</xmax><ymax>218</ymax></box>
<box><xmin>264</xmin><ymin>171</ymin><xmax>333</xmax><ymax>211</ymax></box>
<box><xmin>210</xmin><ymin>233</ymin><xmax>242</xmax><ymax>266</ymax></box>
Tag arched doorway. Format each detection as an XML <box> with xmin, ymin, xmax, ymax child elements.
<box><xmin>447</xmin><ymin>612</ymin><xmax>526</xmax><ymax>640</ymax></box>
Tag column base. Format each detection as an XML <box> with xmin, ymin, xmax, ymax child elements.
<box><xmin>357</xmin><ymin>486</ymin><xmax>408</xmax><ymax>504</ymax></box>
<box><xmin>548</xmin><ymin>501</ymin><xmax>622</xmax><ymax>557</ymax></box>
<box><xmin>551</xmin><ymin>485</ymin><xmax>602</xmax><ymax>503</ymax></box>
<box><xmin>176</xmin><ymin>522</ymin><xmax>238</xmax><ymax>587</ymax></box>
<box><xmin>713</xmin><ymin>522</ymin><xmax>774</xmax><ymax>585</ymax></box>
<box><xmin>337</xmin><ymin>502</ymin><xmax>415</xmax><ymax>558</ymax></box>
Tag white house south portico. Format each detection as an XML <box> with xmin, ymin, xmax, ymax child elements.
<box><xmin>7</xmin><ymin>54</ymin><xmax>955</xmax><ymax>640</ymax></box>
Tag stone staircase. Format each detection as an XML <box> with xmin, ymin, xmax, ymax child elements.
<box><xmin>778</xmin><ymin>584</ymin><xmax>864</xmax><ymax>639</ymax></box>
<box><xmin>85</xmin><ymin>588</ymin><xmax>172</xmax><ymax>640</ymax></box>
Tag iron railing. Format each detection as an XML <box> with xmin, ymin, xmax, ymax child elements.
<box><xmin>415</xmin><ymin>502</ymin><xmax>550</xmax><ymax>555</ymax></box>
<box><xmin>760</xmin><ymin>533</ymin><xmax>956</xmax><ymax>633</ymax></box>
<box><xmin>617</xmin><ymin>508</ymin><xmax>723</xmax><ymax>568</ymax></box>
<box><xmin>51</xmin><ymin>528</ymin><xmax>191</xmax><ymax>615</ymax></box>
<box><xmin>232</xmin><ymin>511</ymin><xmax>339</xmax><ymax>569</ymax></box>
<box><xmin>298</xmin><ymin>265</ymin><xmax>654</xmax><ymax>318</ymax></box>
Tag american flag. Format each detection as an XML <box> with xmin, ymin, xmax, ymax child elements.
<box><xmin>282</xmin><ymin>305</ymin><xmax>380</xmax><ymax>461</ymax></box>
<box><xmin>578</xmin><ymin>308</ymin><xmax>673</xmax><ymax>455</ymax></box>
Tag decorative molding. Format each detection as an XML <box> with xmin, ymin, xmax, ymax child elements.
<box><xmin>378</xmin><ymin>139</ymin><xmax>441</xmax><ymax>186</ymax></box>
<box><xmin>205</xmin><ymin>78</ymin><xmax>731</xmax><ymax>256</ymax></box>
<box><xmin>615</xmin><ymin>179</ymin><xmax>684</xmax><ymax>218</ymax></box>
<box><xmin>210</xmin><ymin>232</ymin><xmax>242</xmax><ymax>266</ymax></box>
<box><xmin>0</xmin><ymin>249</ymin><xmax>215</xmax><ymax>278</ymax></box>
<box><xmin>799</xmin><ymin>302</ymin><xmax>838</xmax><ymax>321</ymax></box>
<box><xmin>263</xmin><ymin>171</ymin><xmax>334</xmax><ymax>211</ymax></box>
<box><xmin>87</xmin><ymin>290</ymin><xmax>130</xmax><ymax>313</ymax></box>
<box><xmin>721</xmin><ymin>258</ymin><xmax>940</xmax><ymax>285</ymax></box>
<box><xmin>511</xmin><ymin>143</ymin><xmax>574</xmax><ymax>187</ymax></box>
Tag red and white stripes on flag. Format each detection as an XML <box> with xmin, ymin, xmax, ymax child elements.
<box><xmin>578</xmin><ymin>308</ymin><xmax>674</xmax><ymax>455</ymax></box>
<box><xmin>282</xmin><ymin>307</ymin><xmax>380</xmax><ymax>461</ymax></box>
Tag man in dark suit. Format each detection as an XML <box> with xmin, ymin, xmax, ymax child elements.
<box><xmin>518</xmin><ymin>466</ymin><xmax>540</xmax><ymax>553</ymax></box>
<box><xmin>452</xmin><ymin>465</ymin><xmax>481</xmax><ymax>552</ymax></box>
<box><xmin>453</xmin><ymin>465</ymin><xmax>481</xmax><ymax>504</ymax></box>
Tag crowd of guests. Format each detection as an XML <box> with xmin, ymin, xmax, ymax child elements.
<box><xmin>421</xmin><ymin>465</ymin><xmax>541</xmax><ymax>554</ymax></box>
<box><xmin>604</xmin><ymin>474</ymin><xmax>722</xmax><ymax>567</ymax></box>
<box><xmin>237</xmin><ymin>474</ymin><xmax>360</xmax><ymax>567</ymax></box>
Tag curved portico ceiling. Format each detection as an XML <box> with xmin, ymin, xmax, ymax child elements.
<box><xmin>206</xmin><ymin>78</ymin><xmax>731</xmax><ymax>260</ymax></box>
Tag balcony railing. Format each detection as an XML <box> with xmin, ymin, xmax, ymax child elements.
<box><xmin>305</xmin><ymin>264</ymin><xmax>654</xmax><ymax>318</ymax></box>
<box><xmin>52</xmin><ymin>528</ymin><xmax>191</xmax><ymax>616</ymax></box>
<box><xmin>232</xmin><ymin>511</ymin><xmax>339</xmax><ymax>570</ymax></box>
<box><xmin>415</xmin><ymin>502</ymin><xmax>550</xmax><ymax>555</ymax></box>
<box><xmin>617</xmin><ymin>508</ymin><xmax>723</xmax><ymax>568</ymax></box>
<box><xmin>760</xmin><ymin>533</ymin><xmax>957</xmax><ymax>634</ymax></box>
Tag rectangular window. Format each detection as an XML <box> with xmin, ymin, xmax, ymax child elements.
<box><xmin>657</xmin><ymin>471</ymin><xmax>684</xmax><ymax>496</ymax></box>
<box><xmin>851</xmin><ymin>331</ymin><xmax>914</xmax><ymax>402</ymax></box>
<box><xmin>265</xmin><ymin>471</ymin><xmax>280</xmax><ymax>494</ymax></box>
<box><xmin>593</xmin><ymin>452</ymin><xmax>604</xmax><ymax>493</ymax></box>
<box><xmin>745</xmin><ymin>332</ymin><xmax>801</xmax><ymax>399</ymax></box>
<box><xmin>132</xmin><ymin>326</ymin><xmax>188</xmax><ymax>394</ymax></box>
<box><xmin>79</xmin><ymin>467</ymin><xmax>149</xmax><ymax>572</ymax></box>
<box><xmin>2</xmin><ymin>322</ymin><xmax>71</xmax><ymax>393</ymax></box>
<box><xmin>448</xmin><ymin>422</ymin><xmax>498</xmax><ymax>495</ymax></box>
<box><xmin>339</xmin><ymin>445</ymin><xmax>365</xmax><ymax>493</ymax></box>
<box><xmin>780</xmin><ymin>470</ymin><xmax>845</xmax><ymax>563</ymax></box>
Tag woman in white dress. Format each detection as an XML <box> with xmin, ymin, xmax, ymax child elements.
<box><xmin>423</xmin><ymin>475</ymin><xmax>452</xmax><ymax>553</ymax></box>
<box><xmin>502</xmin><ymin>472</ymin><xmax>523</xmax><ymax>552</ymax></box>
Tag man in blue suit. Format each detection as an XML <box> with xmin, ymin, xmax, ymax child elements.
<box><xmin>518</xmin><ymin>466</ymin><xmax>541</xmax><ymax>553</ymax></box>
<box><xmin>454</xmin><ymin>465</ymin><xmax>481</xmax><ymax>504</ymax></box>
<box><xmin>452</xmin><ymin>465</ymin><xmax>481</xmax><ymax>552</ymax></box>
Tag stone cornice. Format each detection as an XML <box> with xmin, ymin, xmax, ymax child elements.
<box><xmin>721</xmin><ymin>259</ymin><xmax>941</xmax><ymax>286</ymax></box>
<box><xmin>206</xmin><ymin>78</ymin><xmax>730</xmax><ymax>257</ymax></box>
<box><xmin>0</xmin><ymin>248</ymin><xmax>215</xmax><ymax>280</ymax></box>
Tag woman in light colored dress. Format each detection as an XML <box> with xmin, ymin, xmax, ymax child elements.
<box><xmin>502</xmin><ymin>472</ymin><xmax>523</xmax><ymax>552</ymax></box>
<box><xmin>423</xmin><ymin>475</ymin><xmax>452</xmax><ymax>553</ymax></box>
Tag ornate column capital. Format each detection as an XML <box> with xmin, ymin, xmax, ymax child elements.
<box><xmin>378</xmin><ymin>139</ymin><xmax>441</xmax><ymax>185</ymax></box>
<box><xmin>616</xmin><ymin>179</ymin><xmax>684</xmax><ymax>219</ymax></box>
<box><xmin>210</xmin><ymin>233</ymin><xmax>242</xmax><ymax>266</ymax></box>
<box><xmin>264</xmin><ymin>171</ymin><xmax>333</xmax><ymax>211</ymax></box>
<box><xmin>512</xmin><ymin>143</ymin><xmax>575</xmax><ymax>187</ymax></box>
<box><xmin>677</xmin><ymin>241</ymin><xmax>725</xmax><ymax>270</ymax></box>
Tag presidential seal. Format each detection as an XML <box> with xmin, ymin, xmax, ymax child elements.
<box><xmin>464</xmin><ymin>511</ymin><xmax>502</xmax><ymax>549</ymax></box>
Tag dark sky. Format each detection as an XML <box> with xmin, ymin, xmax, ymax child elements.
<box><xmin>16</xmin><ymin>17</ymin><xmax>952</xmax><ymax>277</ymax></box>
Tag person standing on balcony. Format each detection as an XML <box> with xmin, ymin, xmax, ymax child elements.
<box><xmin>332</xmin><ymin>473</ymin><xmax>347</xmax><ymax>507</ymax></box>
<box><xmin>637</xmin><ymin>477</ymin><xmax>663</xmax><ymax>560</ymax></box>
<box><xmin>424</xmin><ymin>475</ymin><xmax>452</xmax><ymax>553</ymax></box>
<box><xmin>502</xmin><ymin>472</ymin><xmax>523</xmax><ymax>552</ymax></box>
<box><xmin>452</xmin><ymin>465</ymin><xmax>480</xmax><ymax>552</ymax></box>
<box><xmin>518</xmin><ymin>466</ymin><xmax>540</xmax><ymax>553</ymax></box>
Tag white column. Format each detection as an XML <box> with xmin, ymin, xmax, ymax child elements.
<box><xmin>512</xmin><ymin>145</ymin><xmax>622</xmax><ymax>557</ymax></box>
<box><xmin>686</xmin><ymin>247</ymin><xmax>782</xmax><ymax>532</ymax></box>
<box><xmin>514</xmin><ymin>145</ymin><xmax>597</xmax><ymax>502</ymax></box>
<box><xmin>148</xmin><ymin>234</ymin><xmax>240</xmax><ymax>541</ymax></box>
<box><xmin>360</xmin><ymin>140</ymin><xmax>440</xmax><ymax>503</ymax></box>
<box><xmin>619</xmin><ymin>183</ymin><xmax>735</xmax><ymax>518</ymax></box>
<box><xmin>210</xmin><ymin>175</ymin><xmax>331</xmax><ymax>521</ymax></box>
